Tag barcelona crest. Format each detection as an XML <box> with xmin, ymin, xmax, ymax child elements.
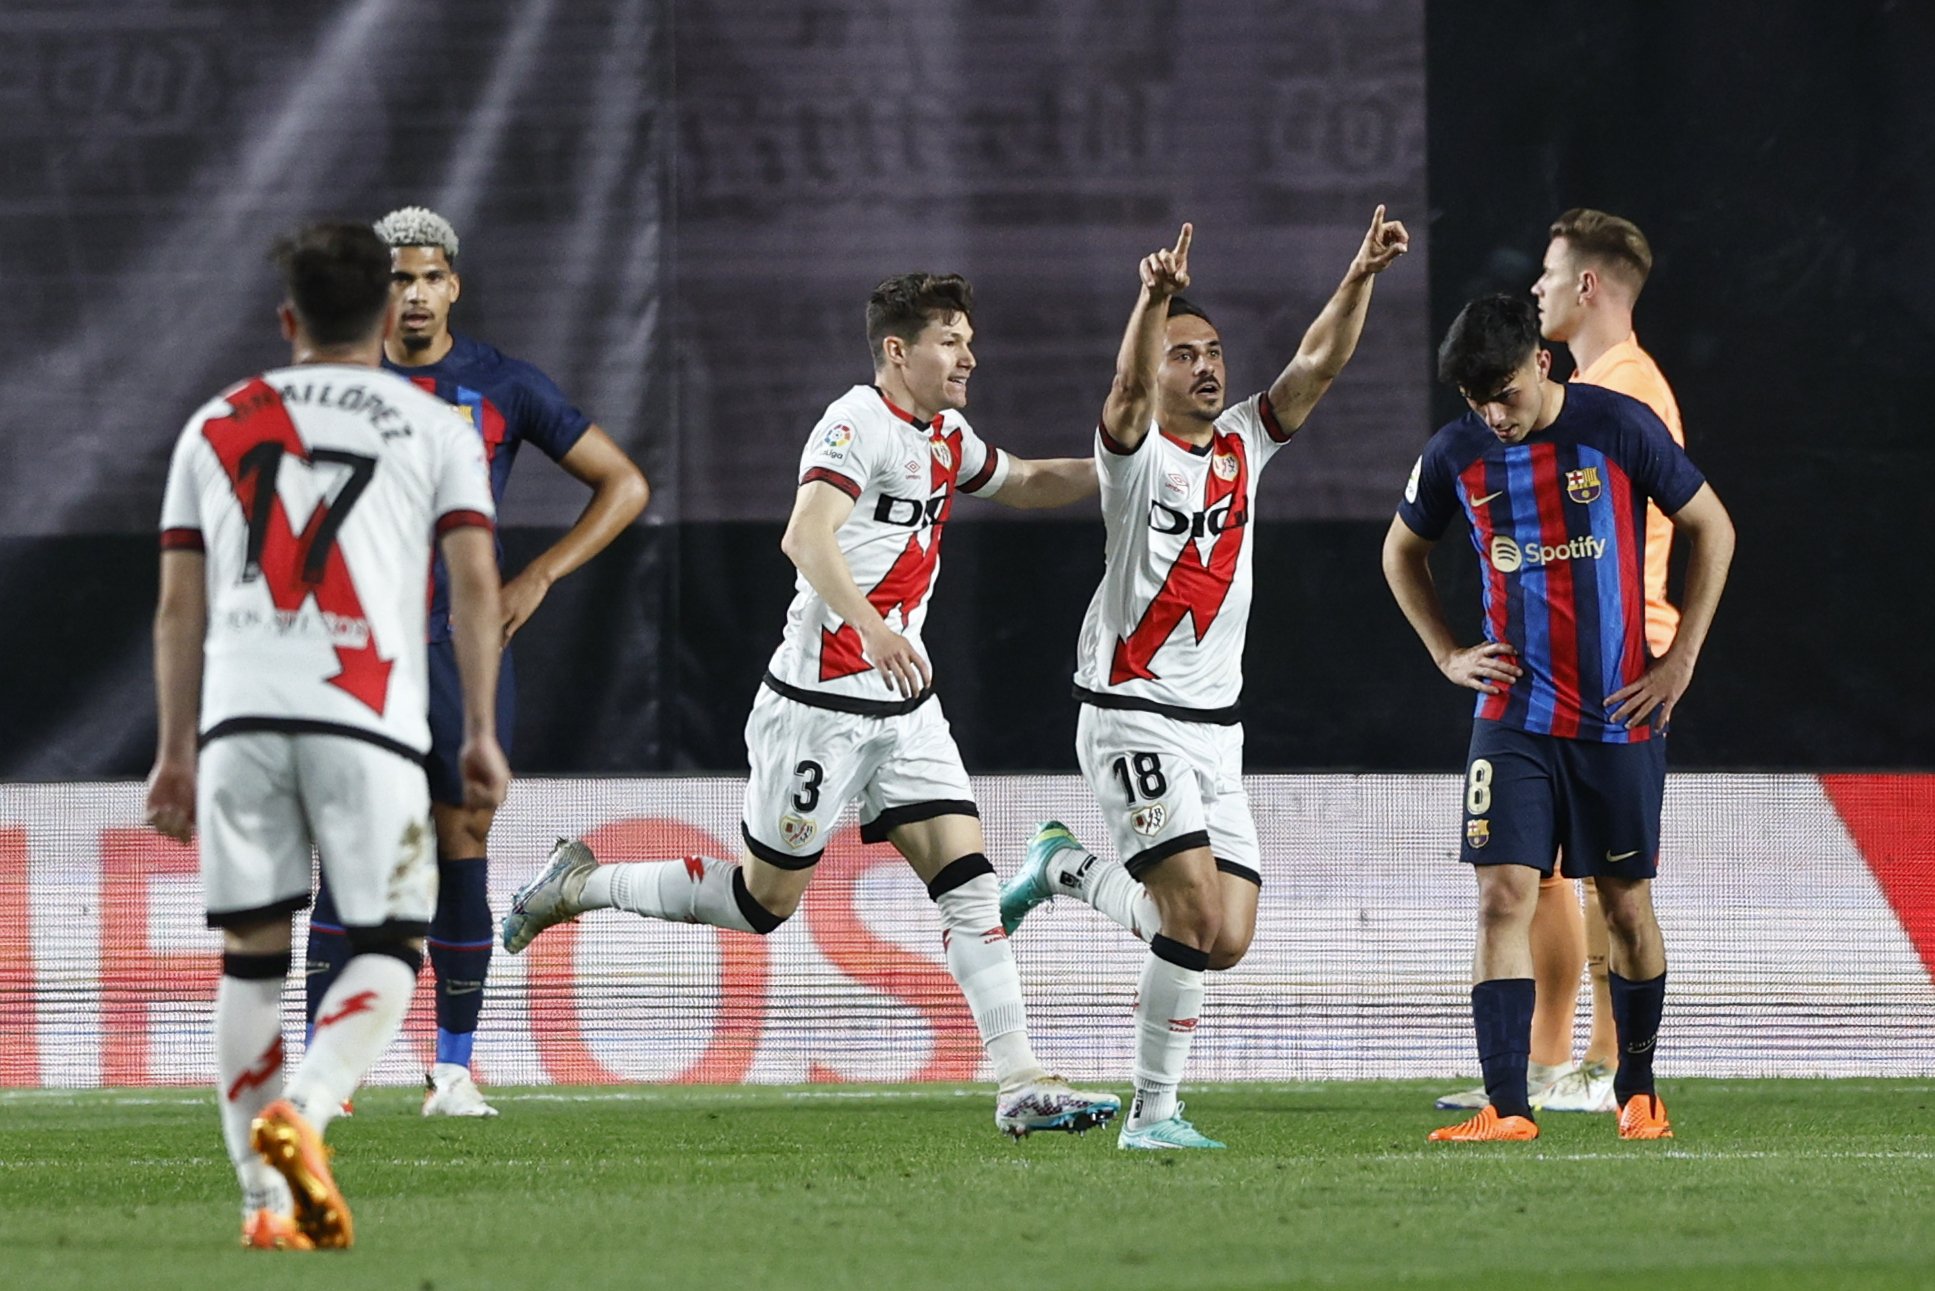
<box><xmin>1565</xmin><ymin>465</ymin><xmax>1603</xmax><ymax>505</ymax></box>
<box><xmin>1466</xmin><ymin>818</ymin><xmax>1491</xmax><ymax>849</ymax></box>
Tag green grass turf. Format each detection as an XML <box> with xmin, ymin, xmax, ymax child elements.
<box><xmin>1</xmin><ymin>1080</ymin><xmax>1931</xmax><ymax>1290</ymax></box>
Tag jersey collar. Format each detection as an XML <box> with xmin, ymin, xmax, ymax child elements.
<box><xmin>872</xmin><ymin>385</ymin><xmax>943</xmax><ymax>431</ymax></box>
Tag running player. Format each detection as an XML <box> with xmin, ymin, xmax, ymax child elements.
<box><xmin>1385</xmin><ymin>292</ymin><xmax>1733</xmax><ymax>1143</ymax></box>
<box><xmin>999</xmin><ymin>211</ymin><xmax>1411</xmax><ymax>1149</ymax></box>
<box><xmin>1436</xmin><ymin>210</ymin><xmax>1689</xmax><ymax>1115</ymax></box>
<box><xmin>144</xmin><ymin>221</ymin><xmax>508</xmax><ymax>1248</ymax></box>
<box><xmin>500</xmin><ymin>272</ymin><xmax>1121</xmax><ymax>1137</ymax></box>
<box><xmin>303</xmin><ymin>207</ymin><xmax>649</xmax><ymax>1118</ymax></box>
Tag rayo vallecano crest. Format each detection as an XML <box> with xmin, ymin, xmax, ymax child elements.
<box><xmin>779</xmin><ymin>813</ymin><xmax>817</xmax><ymax>849</ymax></box>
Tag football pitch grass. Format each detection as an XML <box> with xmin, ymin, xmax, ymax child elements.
<box><xmin>3</xmin><ymin>1081</ymin><xmax>1931</xmax><ymax>1290</ymax></box>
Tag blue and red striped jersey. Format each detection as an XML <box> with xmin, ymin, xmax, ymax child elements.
<box><xmin>1396</xmin><ymin>383</ymin><xmax>1705</xmax><ymax>743</ymax></box>
<box><xmin>385</xmin><ymin>334</ymin><xmax>592</xmax><ymax>641</ymax></box>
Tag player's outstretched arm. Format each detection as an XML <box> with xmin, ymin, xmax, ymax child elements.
<box><xmin>144</xmin><ymin>550</ymin><xmax>206</xmax><ymax>843</ymax></box>
<box><xmin>442</xmin><ymin>525</ymin><xmax>510</xmax><ymax>809</ymax></box>
<box><xmin>780</xmin><ymin>481</ymin><xmax>931</xmax><ymax>698</ymax></box>
<box><xmin>500</xmin><ymin>425</ymin><xmax>649</xmax><ymax>645</ymax></box>
<box><xmin>1607</xmin><ymin>483</ymin><xmax>1735</xmax><ymax>729</ymax></box>
<box><xmin>1267</xmin><ymin>206</ymin><xmax>1409</xmax><ymax>432</ymax></box>
<box><xmin>986</xmin><ymin>456</ymin><xmax>1099</xmax><ymax>509</ymax></box>
<box><xmin>1382</xmin><ymin>515</ymin><xmax>1522</xmax><ymax>694</ymax></box>
<box><xmin>1102</xmin><ymin>223</ymin><xmax>1192</xmax><ymax>452</ymax></box>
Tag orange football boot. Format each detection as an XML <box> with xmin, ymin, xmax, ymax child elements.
<box><xmin>240</xmin><ymin>1208</ymin><xmax>315</xmax><ymax>1251</ymax></box>
<box><xmin>1617</xmin><ymin>1092</ymin><xmax>1674</xmax><ymax>1139</ymax></box>
<box><xmin>1428</xmin><ymin>1105</ymin><xmax>1540</xmax><ymax>1142</ymax></box>
<box><xmin>251</xmin><ymin>1099</ymin><xmax>354</xmax><ymax>1249</ymax></box>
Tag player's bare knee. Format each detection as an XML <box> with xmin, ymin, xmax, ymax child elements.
<box><xmin>1476</xmin><ymin>880</ymin><xmax>1535</xmax><ymax>929</ymax></box>
<box><xmin>434</xmin><ymin>804</ymin><xmax>494</xmax><ymax>859</ymax></box>
<box><xmin>344</xmin><ymin>926</ymin><xmax>427</xmax><ymax>975</ymax></box>
<box><xmin>1158</xmin><ymin>884</ymin><xmax>1222</xmax><ymax>951</ymax></box>
<box><xmin>738</xmin><ymin>858</ymin><xmax>809</xmax><ymax>930</ymax></box>
<box><xmin>1208</xmin><ymin>932</ymin><xmax>1252</xmax><ymax>972</ymax></box>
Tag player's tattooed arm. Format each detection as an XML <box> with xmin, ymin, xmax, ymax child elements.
<box><xmin>1607</xmin><ymin>483</ymin><xmax>1734</xmax><ymax>730</ymax></box>
<box><xmin>144</xmin><ymin>550</ymin><xmax>207</xmax><ymax>843</ymax></box>
<box><xmin>1381</xmin><ymin>515</ymin><xmax>1523</xmax><ymax>695</ymax></box>
<box><xmin>1102</xmin><ymin>223</ymin><xmax>1192</xmax><ymax>452</ymax></box>
<box><xmin>1267</xmin><ymin>206</ymin><xmax>1409</xmax><ymax>432</ymax></box>
<box><xmin>781</xmin><ymin>480</ymin><xmax>932</xmax><ymax>698</ymax></box>
<box><xmin>500</xmin><ymin>425</ymin><xmax>649</xmax><ymax>645</ymax></box>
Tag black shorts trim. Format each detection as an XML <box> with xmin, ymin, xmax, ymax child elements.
<box><xmin>1124</xmin><ymin>830</ymin><xmax>1213</xmax><ymax>879</ymax></box>
<box><xmin>925</xmin><ymin>853</ymin><xmax>994</xmax><ymax>899</ymax></box>
<box><xmin>860</xmin><ymin>799</ymin><xmax>980</xmax><ymax>844</ymax></box>
<box><xmin>1073</xmin><ymin>686</ymin><xmax>1241</xmax><ymax>726</ymax></box>
<box><xmin>343</xmin><ymin>919</ymin><xmax>432</xmax><ymax>947</ymax></box>
<box><xmin>763</xmin><ymin>671</ymin><xmax>934</xmax><ymax>718</ymax></box>
<box><xmin>200</xmin><ymin>717</ymin><xmax>429</xmax><ymax>767</ymax></box>
<box><xmin>742</xmin><ymin>822</ymin><xmax>822</xmax><ymax>870</ymax></box>
<box><xmin>1215</xmin><ymin>858</ymin><xmax>1262</xmax><ymax>887</ymax></box>
<box><xmin>206</xmin><ymin>892</ymin><xmax>312</xmax><ymax>929</ymax></box>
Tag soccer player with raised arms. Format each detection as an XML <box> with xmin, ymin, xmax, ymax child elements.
<box><xmin>1000</xmin><ymin>211</ymin><xmax>1409</xmax><ymax>1149</ymax></box>
<box><xmin>1384</xmin><ymin>292</ymin><xmax>1733</xmax><ymax>1142</ymax></box>
<box><xmin>500</xmin><ymin>272</ymin><xmax>1122</xmax><ymax>1137</ymax></box>
<box><xmin>302</xmin><ymin>207</ymin><xmax>649</xmax><ymax>1117</ymax></box>
<box><xmin>144</xmin><ymin>221</ymin><xmax>509</xmax><ymax>1247</ymax></box>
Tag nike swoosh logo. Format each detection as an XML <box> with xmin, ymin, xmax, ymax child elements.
<box><xmin>1471</xmin><ymin>490</ymin><xmax>1504</xmax><ymax>506</ymax></box>
<box><xmin>1605</xmin><ymin>849</ymin><xmax>1640</xmax><ymax>862</ymax></box>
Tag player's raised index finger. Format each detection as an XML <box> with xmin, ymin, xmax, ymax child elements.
<box><xmin>1173</xmin><ymin>223</ymin><xmax>1193</xmax><ymax>261</ymax></box>
<box><xmin>1369</xmin><ymin>204</ymin><xmax>1386</xmax><ymax>231</ymax></box>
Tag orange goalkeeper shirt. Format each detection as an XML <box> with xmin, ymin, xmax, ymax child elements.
<box><xmin>1573</xmin><ymin>334</ymin><xmax>1685</xmax><ymax>655</ymax></box>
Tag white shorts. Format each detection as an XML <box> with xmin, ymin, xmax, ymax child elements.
<box><xmin>741</xmin><ymin>685</ymin><xmax>976</xmax><ymax>866</ymax></box>
<box><xmin>1076</xmin><ymin>704</ymin><xmax>1261</xmax><ymax>882</ymax></box>
<box><xmin>198</xmin><ymin>731</ymin><xmax>437</xmax><ymax>931</ymax></box>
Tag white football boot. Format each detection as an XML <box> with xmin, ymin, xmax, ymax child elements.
<box><xmin>422</xmin><ymin>1063</ymin><xmax>499</xmax><ymax>1117</ymax></box>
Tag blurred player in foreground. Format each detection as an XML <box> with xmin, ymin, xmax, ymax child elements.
<box><xmin>1436</xmin><ymin>209</ymin><xmax>1690</xmax><ymax>1115</ymax></box>
<box><xmin>303</xmin><ymin>207</ymin><xmax>648</xmax><ymax>1118</ymax></box>
<box><xmin>1384</xmin><ymin>293</ymin><xmax>1732</xmax><ymax>1143</ymax></box>
<box><xmin>145</xmin><ymin>222</ymin><xmax>508</xmax><ymax>1247</ymax></box>
<box><xmin>501</xmin><ymin>272</ymin><xmax>1122</xmax><ymax>1137</ymax></box>
<box><xmin>999</xmin><ymin>211</ymin><xmax>1409</xmax><ymax>1149</ymax></box>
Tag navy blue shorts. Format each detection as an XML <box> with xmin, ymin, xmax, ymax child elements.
<box><xmin>1458</xmin><ymin>720</ymin><xmax>1665</xmax><ymax>879</ymax></box>
<box><xmin>426</xmin><ymin>638</ymin><xmax>516</xmax><ymax>808</ymax></box>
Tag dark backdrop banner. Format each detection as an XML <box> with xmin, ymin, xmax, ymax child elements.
<box><xmin>2</xmin><ymin>1</ymin><xmax>1928</xmax><ymax>778</ymax></box>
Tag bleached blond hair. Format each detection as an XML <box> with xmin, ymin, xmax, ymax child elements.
<box><xmin>372</xmin><ymin>206</ymin><xmax>460</xmax><ymax>263</ymax></box>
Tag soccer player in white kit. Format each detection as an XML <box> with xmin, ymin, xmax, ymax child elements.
<box><xmin>501</xmin><ymin>273</ymin><xmax>1121</xmax><ymax>1136</ymax></box>
<box><xmin>1000</xmin><ymin>213</ymin><xmax>1410</xmax><ymax>1148</ymax></box>
<box><xmin>144</xmin><ymin>222</ymin><xmax>509</xmax><ymax>1249</ymax></box>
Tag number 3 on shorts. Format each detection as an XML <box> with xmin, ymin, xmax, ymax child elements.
<box><xmin>1465</xmin><ymin>757</ymin><xmax>1493</xmax><ymax>816</ymax></box>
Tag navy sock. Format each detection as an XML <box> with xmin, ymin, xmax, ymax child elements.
<box><xmin>1472</xmin><ymin>978</ymin><xmax>1537</xmax><ymax>1119</ymax></box>
<box><xmin>1609</xmin><ymin>969</ymin><xmax>1666</xmax><ymax>1104</ymax></box>
<box><xmin>430</xmin><ymin>857</ymin><xmax>493</xmax><ymax>1068</ymax></box>
<box><xmin>304</xmin><ymin>878</ymin><xmax>352</xmax><ymax>1045</ymax></box>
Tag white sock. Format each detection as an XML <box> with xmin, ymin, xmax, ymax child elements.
<box><xmin>286</xmin><ymin>953</ymin><xmax>417</xmax><ymax>1134</ymax></box>
<box><xmin>1076</xmin><ymin>855</ymin><xmax>1163</xmax><ymax>941</ymax></box>
<box><xmin>935</xmin><ymin>872</ymin><xmax>1043</xmax><ymax>1089</ymax></box>
<box><xmin>1128</xmin><ymin>936</ymin><xmax>1207</xmax><ymax>1129</ymax></box>
<box><xmin>581</xmin><ymin>857</ymin><xmax>763</xmax><ymax>933</ymax></box>
<box><xmin>215</xmin><ymin>971</ymin><xmax>292</xmax><ymax>1215</ymax></box>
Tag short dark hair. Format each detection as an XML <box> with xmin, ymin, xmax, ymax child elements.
<box><xmin>1549</xmin><ymin>208</ymin><xmax>1653</xmax><ymax>293</ymax></box>
<box><xmin>1166</xmin><ymin>296</ymin><xmax>1216</xmax><ymax>330</ymax></box>
<box><xmin>866</xmin><ymin>273</ymin><xmax>973</xmax><ymax>365</ymax></box>
<box><xmin>269</xmin><ymin>221</ymin><xmax>393</xmax><ymax>346</ymax></box>
<box><xmin>1437</xmin><ymin>293</ymin><xmax>1542</xmax><ymax>397</ymax></box>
